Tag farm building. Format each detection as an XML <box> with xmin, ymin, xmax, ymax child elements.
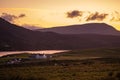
<box><xmin>29</xmin><ymin>54</ymin><xmax>47</xmax><ymax>59</ymax></box>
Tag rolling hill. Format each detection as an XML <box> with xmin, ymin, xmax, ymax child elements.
<box><xmin>0</xmin><ymin>18</ymin><xmax>120</xmax><ymax>51</ymax></box>
<box><xmin>38</xmin><ymin>23</ymin><xmax>120</xmax><ymax>35</ymax></box>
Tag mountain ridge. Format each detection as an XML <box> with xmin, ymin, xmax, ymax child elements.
<box><xmin>38</xmin><ymin>23</ymin><xmax>120</xmax><ymax>35</ymax></box>
<box><xmin>0</xmin><ymin>18</ymin><xmax>120</xmax><ymax>51</ymax></box>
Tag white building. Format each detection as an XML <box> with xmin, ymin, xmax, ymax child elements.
<box><xmin>30</xmin><ymin>54</ymin><xmax>47</xmax><ymax>59</ymax></box>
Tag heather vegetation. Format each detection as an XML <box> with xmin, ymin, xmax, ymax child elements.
<box><xmin>0</xmin><ymin>48</ymin><xmax>120</xmax><ymax>80</ymax></box>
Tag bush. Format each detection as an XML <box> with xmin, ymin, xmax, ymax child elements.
<box><xmin>115</xmin><ymin>72</ymin><xmax>120</xmax><ymax>80</ymax></box>
<box><xmin>108</xmin><ymin>72</ymin><xmax>114</xmax><ymax>77</ymax></box>
<box><xmin>9</xmin><ymin>75</ymin><xmax>23</xmax><ymax>80</ymax></box>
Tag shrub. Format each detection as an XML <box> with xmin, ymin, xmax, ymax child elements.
<box><xmin>115</xmin><ymin>72</ymin><xmax>120</xmax><ymax>80</ymax></box>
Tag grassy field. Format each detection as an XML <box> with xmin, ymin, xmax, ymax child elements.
<box><xmin>0</xmin><ymin>48</ymin><xmax>120</xmax><ymax>80</ymax></box>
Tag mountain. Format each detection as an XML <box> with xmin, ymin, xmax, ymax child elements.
<box><xmin>38</xmin><ymin>23</ymin><xmax>120</xmax><ymax>35</ymax></box>
<box><xmin>0</xmin><ymin>18</ymin><xmax>62</xmax><ymax>50</ymax></box>
<box><xmin>22</xmin><ymin>24</ymin><xmax>42</xmax><ymax>30</ymax></box>
<box><xmin>0</xmin><ymin>18</ymin><xmax>120</xmax><ymax>51</ymax></box>
<box><xmin>0</xmin><ymin>18</ymin><xmax>36</xmax><ymax>50</ymax></box>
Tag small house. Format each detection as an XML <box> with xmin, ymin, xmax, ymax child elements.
<box><xmin>7</xmin><ymin>58</ymin><xmax>22</xmax><ymax>64</ymax></box>
<box><xmin>30</xmin><ymin>54</ymin><xmax>47</xmax><ymax>59</ymax></box>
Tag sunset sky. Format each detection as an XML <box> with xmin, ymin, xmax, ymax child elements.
<box><xmin>0</xmin><ymin>0</ymin><xmax>120</xmax><ymax>30</ymax></box>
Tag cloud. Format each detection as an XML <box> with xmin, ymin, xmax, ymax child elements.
<box><xmin>1</xmin><ymin>13</ymin><xmax>17</xmax><ymax>22</ymax></box>
<box><xmin>86</xmin><ymin>12</ymin><xmax>108</xmax><ymax>21</ymax></box>
<box><xmin>66</xmin><ymin>10</ymin><xmax>83</xmax><ymax>18</ymax></box>
<box><xmin>110</xmin><ymin>11</ymin><xmax>120</xmax><ymax>22</ymax></box>
<box><xmin>66</xmin><ymin>10</ymin><xmax>108</xmax><ymax>22</ymax></box>
<box><xmin>18</xmin><ymin>14</ymin><xmax>26</xmax><ymax>18</ymax></box>
<box><xmin>0</xmin><ymin>13</ymin><xmax>26</xmax><ymax>22</ymax></box>
<box><xmin>66</xmin><ymin>10</ymin><xmax>120</xmax><ymax>22</ymax></box>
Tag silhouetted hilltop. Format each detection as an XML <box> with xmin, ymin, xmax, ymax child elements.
<box><xmin>0</xmin><ymin>18</ymin><xmax>120</xmax><ymax>51</ymax></box>
<box><xmin>38</xmin><ymin>23</ymin><xmax>120</xmax><ymax>35</ymax></box>
<box><xmin>0</xmin><ymin>18</ymin><xmax>36</xmax><ymax>50</ymax></box>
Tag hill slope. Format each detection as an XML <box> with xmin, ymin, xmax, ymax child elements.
<box><xmin>38</xmin><ymin>23</ymin><xmax>120</xmax><ymax>35</ymax></box>
<box><xmin>0</xmin><ymin>18</ymin><xmax>120</xmax><ymax>51</ymax></box>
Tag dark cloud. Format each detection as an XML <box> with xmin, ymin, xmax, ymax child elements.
<box><xmin>66</xmin><ymin>10</ymin><xmax>120</xmax><ymax>22</ymax></box>
<box><xmin>86</xmin><ymin>12</ymin><xmax>108</xmax><ymax>21</ymax></box>
<box><xmin>0</xmin><ymin>13</ymin><xmax>26</xmax><ymax>22</ymax></box>
<box><xmin>18</xmin><ymin>14</ymin><xmax>26</xmax><ymax>18</ymax></box>
<box><xmin>66</xmin><ymin>10</ymin><xmax>108</xmax><ymax>22</ymax></box>
<box><xmin>1</xmin><ymin>13</ymin><xmax>17</xmax><ymax>22</ymax></box>
<box><xmin>66</xmin><ymin>10</ymin><xmax>83</xmax><ymax>18</ymax></box>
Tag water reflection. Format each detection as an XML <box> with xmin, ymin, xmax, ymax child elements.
<box><xmin>0</xmin><ymin>50</ymin><xmax>69</xmax><ymax>57</ymax></box>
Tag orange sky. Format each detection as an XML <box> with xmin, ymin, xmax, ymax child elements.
<box><xmin>0</xmin><ymin>0</ymin><xmax>120</xmax><ymax>30</ymax></box>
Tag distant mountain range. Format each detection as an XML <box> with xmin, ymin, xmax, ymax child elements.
<box><xmin>0</xmin><ymin>18</ymin><xmax>120</xmax><ymax>51</ymax></box>
<box><xmin>22</xmin><ymin>24</ymin><xmax>42</xmax><ymax>30</ymax></box>
<box><xmin>38</xmin><ymin>23</ymin><xmax>120</xmax><ymax>35</ymax></box>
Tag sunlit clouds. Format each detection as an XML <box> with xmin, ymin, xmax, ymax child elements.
<box><xmin>1</xmin><ymin>13</ymin><xmax>26</xmax><ymax>22</ymax></box>
<box><xmin>0</xmin><ymin>0</ymin><xmax>120</xmax><ymax>30</ymax></box>
<box><xmin>66</xmin><ymin>10</ymin><xmax>120</xmax><ymax>22</ymax></box>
